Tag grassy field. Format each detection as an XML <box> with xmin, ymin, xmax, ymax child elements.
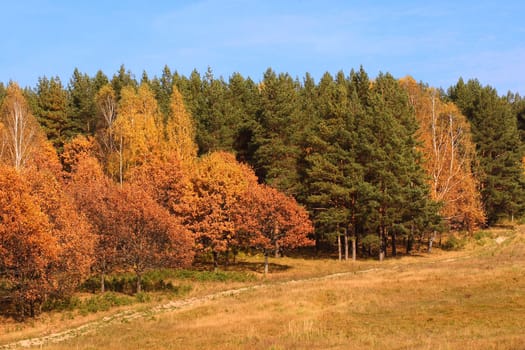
<box><xmin>1</xmin><ymin>227</ymin><xmax>525</xmax><ymax>349</ymax></box>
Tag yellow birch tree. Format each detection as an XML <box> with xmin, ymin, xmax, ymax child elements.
<box><xmin>400</xmin><ymin>77</ymin><xmax>485</xmax><ymax>232</ymax></box>
<box><xmin>112</xmin><ymin>84</ymin><xmax>162</xmax><ymax>183</ymax></box>
<box><xmin>165</xmin><ymin>86</ymin><xmax>198</xmax><ymax>168</ymax></box>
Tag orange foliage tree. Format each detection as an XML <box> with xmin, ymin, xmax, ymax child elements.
<box><xmin>191</xmin><ymin>152</ymin><xmax>258</xmax><ymax>269</ymax></box>
<box><xmin>61</xmin><ymin>135</ymin><xmax>100</xmax><ymax>173</ymax></box>
<box><xmin>0</xmin><ymin>166</ymin><xmax>58</xmax><ymax>318</ymax></box>
<box><xmin>111</xmin><ymin>183</ymin><xmax>194</xmax><ymax>292</ymax></box>
<box><xmin>400</xmin><ymin>77</ymin><xmax>485</xmax><ymax>233</ymax></box>
<box><xmin>67</xmin><ymin>151</ymin><xmax>194</xmax><ymax>293</ymax></box>
<box><xmin>23</xmin><ymin>160</ymin><xmax>95</xmax><ymax>302</ymax></box>
<box><xmin>66</xmin><ymin>155</ymin><xmax>119</xmax><ymax>292</ymax></box>
<box><xmin>236</xmin><ymin>184</ymin><xmax>314</xmax><ymax>273</ymax></box>
<box><xmin>1</xmin><ymin>119</ymin><xmax>96</xmax><ymax>318</ymax></box>
<box><xmin>191</xmin><ymin>151</ymin><xmax>313</xmax><ymax>272</ymax></box>
<box><xmin>127</xmin><ymin>152</ymin><xmax>196</xmax><ymax>225</ymax></box>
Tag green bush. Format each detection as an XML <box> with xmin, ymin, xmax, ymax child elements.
<box><xmin>473</xmin><ymin>230</ymin><xmax>493</xmax><ymax>241</ymax></box>
<box><xmin>79</xmin><ymin>292</ymin><xmax>134</xmax><ymax>315</ymax></box>
<box><xmin>442</xmin><ymin>234</ymin><xmax>466</xmax><ymax>251</ymax></box>
<box><xmin>42</xmin><ymin>296</ymin><xmax>81</xmax><ymax>312</ymax></box>
<box><xmin>361</xmin><ymin>235</ymin><xmax>381</xmax><ymax>250</ymax></box>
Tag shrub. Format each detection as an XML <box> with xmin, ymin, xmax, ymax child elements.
<box><xmin>473</xmin><ymin>230</ymin><xmax>493</xmax><ymax>241</ymax></box>
<box><xmin>361</xmin><ymin>234</ymin><xmax>381</xmax><ymax>256</ymax></box>
<box><xmin>442</xmin><ymin>234</ymin><xmax>466</xmax><ymax>251</ymax></box>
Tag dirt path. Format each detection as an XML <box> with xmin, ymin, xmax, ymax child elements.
<box><xmin>0</xmin><ymin>251</ymin><xmax>483</xmax><ymax>349</ymax></box>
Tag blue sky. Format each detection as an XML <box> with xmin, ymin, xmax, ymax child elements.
<box><xmin>2</xmin><ymin>0</ymin><xmax>524</xmax><ymax>94</ymax></box>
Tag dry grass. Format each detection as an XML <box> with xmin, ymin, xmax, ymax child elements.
<box><xmin>2</xmin><ymin>228</ymin><xmax>525</xmax><ymax>349</ymax></box>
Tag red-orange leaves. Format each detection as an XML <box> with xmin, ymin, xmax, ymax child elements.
<box><xmin>0</xmin><ymin>166</ymin><xmax>57</xmax><ymax>318</ymax></box>
<box><xmin>61</xmin><ymin>135</ymin><xmax>99</xmax><ymax>173</ymax></box>
<box><xmin>237</xmin><ymin>184</ymin><xmax>314</xmax><ymax>255</ymax></box>
<box><xmin>24</xmin><ymin>163</ymin><xmax>96</xmax><ymax>302</ymax></box>
<box><xmin>111</xmin><ymin>184</ymin><xmax>194</xmax><ymax>292</ymax></box>
<box><xmin>127</xmin><ymin>153</ymin><xmax>196</xmax><ymax>222</ymax></box>
<box><xmin>67</xmin><ymin>155</ymin><xmax>194</xmax><ymax>293</ymax></box>
<box><xmin>66</xmin><ymin>156</ymin><xmax>118</xmax><ymax>292</ymax></box>
<box><xmin>191</xmin><ymin>151</ymin><xmax>313</xmax><ymax>271</ymax></box>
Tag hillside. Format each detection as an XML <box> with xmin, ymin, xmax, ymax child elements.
<box><xmin>1</xmin><ymin>226</ymin><xmax>524</xmax><ymax>349</ymax></box>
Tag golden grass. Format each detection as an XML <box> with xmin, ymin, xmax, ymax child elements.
<box><xmin>2</xmin><ymin>228</ymin><xmax>525</xmax><ymax>349</ymax></box>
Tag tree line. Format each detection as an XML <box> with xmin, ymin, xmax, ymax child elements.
<box><xmin>1</xmin><ymin>65</ymin><xmax>524</xmax><ymax>318</ymax></box>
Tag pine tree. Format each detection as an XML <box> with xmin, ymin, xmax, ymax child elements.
<box><xmin>0</xmin><ymin>82</ymin><xmax>6</xmax><ymax>102</ymax></box>
<box><xmin>304</xmin><ymin>72</ymin><xmax>359</xmax><ymax>259</ymax></box>
<box><xmin>92</xmin><ymin>70</ymin><xmax>109</xmax><ymax>92</ymax></box>
<box><xmin>229</xmin><ymin>73</ymin><xmax>260</xmax><ymax>164</ymax></box>
<box><xmin>34</xmin><ymin>76</ymin><xmax>69</xmax><ymax>151</ymax></box>
<box><xmin>449</xmin><ymin>79</ymin><xmax>525</xmax><ymax>223</ymax></box>
<box><xmin>254</xmin><ymin>68</ymin><xmax>302</xmax><ymax>195</ymax></box>
<box><xmin>68</xmin><ymin>68</ymin><xmax>97</xmax><ymax>135</ymax></box>
<box><xmin>198</xmin><ymin>68</ymin><xmax>237</xmax><ymax>153</ymax></box>
<box><xmin>149</xmin><ymin>65</ymin><xmax>174</xmax><ymax>123</ymax></box>
<box><xmin>111</xmin><ymin>64</ymin><xmax>137</xmax><ymax>100</ymax></box>
<box><xmin>365</xmin><ymin>73</ymin><xmax>438</xmax><ymax>259</ymax></box>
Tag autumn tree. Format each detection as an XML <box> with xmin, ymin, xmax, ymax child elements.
<box><xmin>23</xmin><ymin>150</ymin><xmax>96</xmax><ymax>302</ymax></box>
<box><xmin>112</xmin><ymin>183</ymin><xmax>194</xmax><ymax>292</ymax></box>
<box><xmin>236</xmin><ymin>184</ymin><xmax>314</xmax><ymax>274</ymax></box>
<box><xmin>0</xmin><ymin>165</ymin><xmax>58</xmax><ymax>319</ymax></box>
<box><xmin>66</xmin><ymin>156</ymin><xmax>119</xmax><ymax>292</ymax></box>
<box><xmin>93</xmin><ymin>84</ymin><xmax>118</xmax><ymax>174</ymax></box>
<box><xmin>0</xmin><ymin>83</ymin><xmax>40</xmax><ymax>170</ymax></box>
<box><xmin>61</xmin><ymin>135</ymin><xmax>100</xmax><ymax>173</ymax></box>
<box><xmin>165</xmin><ymin>85</ymin><xmax>198</xmax><ymax>168</ymax></box>
<box><xmin>401</xmin><ymin>77</ymin><xmax>485</xmax><ymax>234</ymax></box>
<box><xmin>127</xmin><ymin>152</ymin><xmax>196</xmax><ymax>225</ymax></box>
<box><xmin>112</xmin><ymin>83</ymin><xmax>162</xmax><ymax>184</ymax></box>
<box><xmin>191</xmin><ymin>151</ymin><xmax>258</xmax><ymax>270</ymax></box>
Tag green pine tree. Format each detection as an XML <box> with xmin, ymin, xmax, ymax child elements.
<box><xmin>34</xmin><ymin>76</ymin><xmax>69</xmax><ymax>151</ymax></box>
<box><xmin>365</xmin><ymin>73</ymin><xmax>439</xmax><ymax>259</ymax></box>
<box><xmin>111</xmin><ymin>65</ymin><xmax>137</xmax><ymax>100</ymax></box>
<box><xmin>449</xmin><ymin>79</ymin><xmax>525</xmax><ymax>224</ymax></box>
<box><xmin>68</xmin><ymin>68</ymin><xmax>97</xmax><ymax>135</ymax></box>
<box><xmin>253</xmin><ymin>68</ymin><xmax>302</xmax><ymax>195</ymax></box>
<box><xmin>229</xmin><ymin>73</ymin><xmax>261</xmax><ymax>164</ymax></box>
<box><xmin>303</xmin><ymin>72</ymin><xmax>362</xmax><ymax>259</ymax></box>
